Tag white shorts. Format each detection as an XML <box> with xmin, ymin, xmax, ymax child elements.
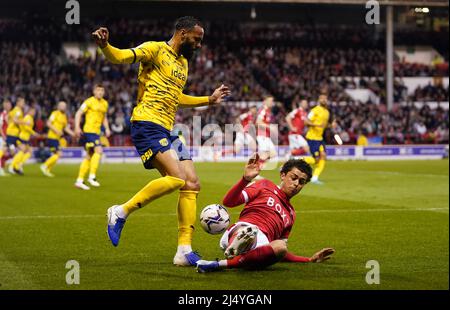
<box><xmin>288</xmin><ymin>134</ymin><xmax>308</xmax><ymax>149</ymax></box>
<box><xmin>219</xmin><ymin>221</ymin><xmax>270</xmax><ymax>251</ymax></box>
<box><xmin>256</xmin><ymin>136</ymin><xmax>276</xmax><ymax>153</ymax></box>
<box><xmin>235</xmin><ymin>132</ymin><xmax>256</xmax><ymax>147</ymax></box>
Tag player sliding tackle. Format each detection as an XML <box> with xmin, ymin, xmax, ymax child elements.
<box><xmin>92</xmin><ymin>16</ymin><xmax>230</xmax><ymax>266</ymax></box>
<box><xmin>196</xmin><ymin>153</ymin><xmax>335</xmax><ymax>272</ymax></box>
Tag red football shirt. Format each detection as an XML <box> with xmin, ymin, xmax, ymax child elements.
<box><xmin>238</xmin><ymin>179</ymin><xmax>296</xmax><ymax>241</ymax></box>
<box><xmin>239</xmin><ymin>112</ymin><xmax>254</xmax><ymax>133</ymax></box>
<box><xmin>256</xmin><ymin>107</ymin><xmax>273</xmax><ymax>137</ymax></box>
<box><xmin>0</xmin><ymin>110</ymin><xmax>7</xmax><ymax>137</ymax></box>
<box><xmin>288</xmin><ymin>108</ymin><xmax>307</xmax><ymax>135</ymax></box>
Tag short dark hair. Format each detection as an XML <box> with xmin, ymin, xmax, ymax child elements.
<box><xmin>174</xmin><ymin>16</ymin><xmax>202</xmax><ymax>31</ymax></box>
<box><xmin>94</xmin><ymin>83</ymin><xmax>104</xmax><ymax>89</ymax></box>
<box><xmin>280</xmin><ymin>159</ymin><xmax>313</xmax><ymax>182</ymax></box>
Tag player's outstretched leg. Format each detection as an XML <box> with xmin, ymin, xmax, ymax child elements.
<box><xmin>107</xmin><ymin>205</ymin><xmax>127</xmax><ymax>247</ymax></box>
<box><xmin>196</xmin><ymin>240</ymin><xmax>286</xmax><ymax>273</ymax></box>
<box><xmin>106</xmin><ymin>151</ymin><xmax>186</xmax><ymax>247</ymax></box>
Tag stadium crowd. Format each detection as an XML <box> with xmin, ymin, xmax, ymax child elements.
<box><xmin>0</xmin><ymin>18</ymin><xmax>448</xmax><ymax>146</ymax></box>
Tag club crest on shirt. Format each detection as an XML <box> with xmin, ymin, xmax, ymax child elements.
<box><xmin>159</xmin><ymin>138</ymin><xmax>169</xmax><ymax>146</ymax></box>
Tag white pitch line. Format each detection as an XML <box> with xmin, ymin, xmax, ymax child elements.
<box><xmin>0</xmin><ymin>207</ymin><xmax>447</xmax><ymax>221</ymax></box>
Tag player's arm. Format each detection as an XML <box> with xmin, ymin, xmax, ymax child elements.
<box><xmin>103</xmin><ymin>115</ymin><xmax>111</xmax><ymax>138</ymax></box>
<box><xmin>222</xmin><ymin>153</ymin><xmax>261</xmax><ymax>207</ymax></box>
<box><xmin>285</xmin><ymin>111</ymin><xmax>297</xmax><ymax>132</ymax></box>
<box><xmin>92</xmin><ymin>27</ymin><xmax>157</xmax><ymax>64</ymax></box>
<box><xmin>284</xmin><ymin>248</ymin><xmax>335</xmax><ymax>263</ymax></box>
<box><xmin>74</xmin><ymin>105</ymin><xmax>86</xmax><ymax>138</ymax></box>
<box><xmin>178</xmin><ymin>85</ymin><xmax>230</xmax><ymax>108</ymax></box>
<box><xmin>23</xmin><ymin>117</ymin><xmax>36</xmax><ymax>136</ymax></box>
<box><xmin>64</xmin><ymin>124</ymin><xmax>75</xmax><ymax>137</ymax></box>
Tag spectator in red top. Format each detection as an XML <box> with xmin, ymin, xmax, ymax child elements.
<box><xmin>196</xmin><ymin>153</ymin><xmax>334</xmax><ymax>272</ymax></box>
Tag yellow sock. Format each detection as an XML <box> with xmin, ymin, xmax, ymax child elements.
<box><xmin>21</xmin><ymin>152</ymin><xmax>31</xmax><ymax>167</ymax></box>
<box><xmin>12</xmin><ymin>151</ymin><xmax>24</xmax><ymax>170</ymax></box>
<box><xmin>77</xmin><ymin>158</ymin><xmax>91</xmax><ymax>181</ymax></box>
<box><xmin>89</xmin><ymin>152</ymin><xmax>101</xmax><ymax>177</ymax></box>
<box><xmin>177</xmin><ymin>190</ymin><xmax>199</xmax><ymax>246</ymax></box>
<box><xmin>122</xmin><ymin>176</ymin><xmax>185</xmax><ymax>215</ymax></box>
<box><xmin>44</xmin><ymin>153</ymin><xmax>60</xmax><ymax>171</ymax></box>
<box><xmin>0</xmin><ymin>149</ymin><xmax>3</xmax><ymax>159</ymax></box>
<box><xmin>303</xmin><ymin>156</ymin><xmax>316</xmax><ymax>166</ymax></box>
<box><xmin>313</xmin><ymin>158</ymin><xmax>326</xmax><ymax>178</ymax></box>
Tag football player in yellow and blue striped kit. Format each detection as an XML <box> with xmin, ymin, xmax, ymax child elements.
<box><xmin>92</xmin><ymin>16</ymin><xmax>230</xmax><ymax>266</ymax></box>
<box><xmin>40</xmin><ymin>101</ymin><xmax>75</xmax><ymax>177</ymax></box>
<box><xmin>74</xmin><ymin>84</ymin><xmax>111</xmax><ymax>190</ymax></box>
<box><xmin>303</xmin><ymin>93</ymin><xmax>330</xmax><ymax>184</ymax></box>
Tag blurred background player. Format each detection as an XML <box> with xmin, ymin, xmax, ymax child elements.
<box><xmin>74</xmin><ymin>84</ymin><xmax>111</xmax><ymax>190</ymax></box>
<box><xmin>6</xmin><ymin>97</ymin><xmax>26</xmax><ymax>174</ymax></box>
<box><xmin>0</xmin><ymin>100</ymin><xmax>12</xmax><ymax>176</ymax></box>
<box><xmin>303</xmin><ymin>93</ymin><xmax>330</xmax><ymax>184</ymax></box>
<box><xmin>196</xmin><ymin>154</ymin><xmax>334</xmax><ymax>272</ymax></box>
<box><xmin>40</xmin><ymin>101</ymin><xmax>75</xmax><ymax>177</ymax></box>
<box><xmin>256</xmin><ymin>96</ymin><xmax>277</xmax><ymax>162</ymax></box>
<box><xmin>92</xmin><ymin>17</ymin><xmax>230</xmax><ymax>266</ymax></box>
<box><xmin>10</xmin><ymin>107</ymin><xmax>36</xmax><ymax>175</ymax></box>
<box><xmin>286</xmin><ymin>99</ymin><xmax>310</xmax><ymax>158</ymax></box>
<box><xmin>233</xmin><ymin>105</ymin><xmax>257</xmax><ymax>156</ymax></box>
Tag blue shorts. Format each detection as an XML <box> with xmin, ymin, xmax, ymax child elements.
<box><xmin>307</xmin><ymin>139</ymin><xmax>326</xmax><ymax>158</ymax></box>
<box><xmin>47</xmin><ymin>139</ymin><xmax>60</xmax><ymax>152</ymax></box>
<box><xmin>82</xmin><ymin>133</ymin><xmax>101</xmax><ymax>151</ymax></box>
<box><xmin>6</xmin><ymin>135</ymin><xmax>19</xmax><ymax>148</ymax></box>
<box><xmin>131</xmin><ymin>121</ymin><xmax>192</xmax><ymax>169</ymax></box>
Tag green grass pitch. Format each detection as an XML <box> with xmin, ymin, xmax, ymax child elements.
<box><xmin>0</xmin><ymin>160</ymin><xmax>448</xmax><ymax>290</ymax></box>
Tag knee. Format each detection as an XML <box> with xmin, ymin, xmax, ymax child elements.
<box><xmin>270</xmin><ymin>240</ymin><xmax>288</xmax><ymax>259</ymax></box>
<box><xmin>95</xmin><ymin>147</ymin><xmax>103</xmax><ymax>155</ymax></box>
<box><xmin>182</xmin><ymin>175</ymin><xmax>201</xmax><ymax>191</ymax></box>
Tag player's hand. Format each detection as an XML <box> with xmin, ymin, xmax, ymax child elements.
<box><xmin>310</xmin><ymin>248</ymin><xmax>335</xmax><ymax>263</ymax></box>
<box><xmin>92</xmin><ymin>27</ymin><xmax>109</xmax><ymax>48</ymax></box>
<box><xmin>331</xmin><ymin>120</ymin><xmax>338</xmax><ymax>130</ymax></box>
<box><xmin>209</xmin><ymin>84</ymin><xmax>231</xmax><ymax>105</ymax></box>
<box><xmin>74</xmin><ymin>128</ymin><xmax>82</xmax><ymax>139</ymax></box>
<box><xmin>243</xmin><ymin>153</ymin><xmax>261</xmax><ymax>181</ymax></box>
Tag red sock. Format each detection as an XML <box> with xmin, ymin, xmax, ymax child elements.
<box><xmin>227</xmin><ymin>245</ymin><xmax>280</xmax><ymax>270</ymax></box>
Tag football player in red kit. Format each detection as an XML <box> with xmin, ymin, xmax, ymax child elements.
<box><xmin>0</xmin><ymin>100</ymin><xmax>12</xmax><ymax>176</ymax></box>
<box><xmin>234</xmin><ymin>105</ymin><xmax>257</xmax><ymax>155</ymax></box>
<box><xmin>196</xmin><ymin>154</ymin><xmax>334</xmax><ymax>272</ymax></box>
<box><xmin>286</xmin><ymin>99</ymin><xmax>310</xmax><ymax>157</ymax></box>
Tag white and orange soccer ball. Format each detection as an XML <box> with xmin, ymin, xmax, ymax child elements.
<box><xmin>199</xmin><ymin>204</ymin><xmax>230</xmax><ymax>235</ymax></box>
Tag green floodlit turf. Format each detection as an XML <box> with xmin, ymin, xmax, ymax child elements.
<box><xmin>0</xmin><ymin>160</ymin><xmax>448</xmax><ymax>290</ymax></box>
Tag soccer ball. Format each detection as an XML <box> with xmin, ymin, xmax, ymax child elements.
<box><xmin>199</xmin><ymin>204</ymin><xmax>230</xmax><ymax>235</ymax></box>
